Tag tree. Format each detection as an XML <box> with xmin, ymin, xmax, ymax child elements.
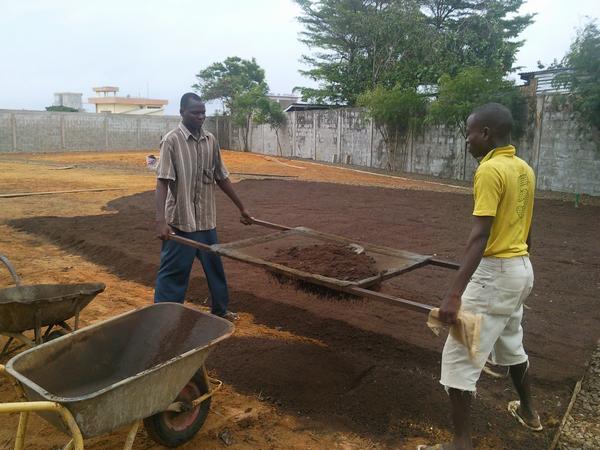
<box><xmin>294</xmin><ymin>0</ymin><xmax>533</xmax><ymax>105</ymax></box>
<box><xmin>255</xmin><ymin>99</ymin><xmax>288</xmax><ymax>156</ymax></box>
<box><xmin>553</xmin><ymin>21</ymin><xmax>600</xmax><ymax>133</ymax></box>
<box><xmin>429</xmin><ymin>67</ymin><xmax>526</xmax><ymax>138</ymax></box>
<box><xmin>295</xmin><ymin>0</ymin><xmax>426</xmax><ymax>105</ymax></box>
<box><xmin>428</xmin><ymin>66</ymin><xmax>527</xmax><ymax>177</ymax></box>
<box><xmin>358</xmin><ymin>86</ymin><xmax>427</xmax><ymax>171</ymax></box>
<box><xmin>45</xmin><ymin>105</ymin><xmax>78</xmax><ymax>112</ymax></box>
<box><xmin>229</xmin><ymin>86</ymin><xmax>271</xmax><ymax>152</ymax></box>
<box><xmin>193</xmin><ymin>57</ymin><xmax>269</xmax><ymax>151</ymax></box>
<box><xmin>421</xmin><ymin>1</ymin><xmax>534</xmax><ymax>80</ymax></box>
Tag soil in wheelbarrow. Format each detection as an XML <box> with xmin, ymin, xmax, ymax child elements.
<box><xmin>268</xmin><ymin>243</ymin><xmax>380</xmax><ymax>298</ymax></box>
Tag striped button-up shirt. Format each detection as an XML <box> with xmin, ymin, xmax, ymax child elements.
<box><xmin>156</xmin><ymin>123</ymin><xmax>230</xmax><ymax>232</ymax></box>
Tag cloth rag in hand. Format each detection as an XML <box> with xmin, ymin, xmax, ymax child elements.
<box><xmin>427</xmin><ymin>308</ymin><xmax>482</xmax><ymax>360</ymax></box>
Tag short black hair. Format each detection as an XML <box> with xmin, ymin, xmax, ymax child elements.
<box><xmin>470</xmin><ymin>103</ymin><xmax>513</xmax><ymax>138</ymax></box>
<box><xmin>180</xmin><ymin>92</ymin><xmax>203</xmax><ymax>110</ymax></box>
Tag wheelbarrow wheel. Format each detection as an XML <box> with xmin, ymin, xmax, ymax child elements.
<box><xmin>44</xmin><ymin>329</ymin><xmax>68</xmax><ymax>342</ymax></box>
<box><xmin>144</xmin><ymin>370</ymin><xmax>211</xmax><ymax>448</ymax></box>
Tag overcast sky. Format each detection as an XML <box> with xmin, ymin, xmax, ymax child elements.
<box><xmin>0</xmin><ymin>0</ymin><xmax>598</xmax><ymax>115</ymax></box>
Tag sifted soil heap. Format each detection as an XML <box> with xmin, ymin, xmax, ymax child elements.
<box><xmin>268</xmin><ymin>243</ymin><xmax>380</xmax><ymax>298</ymax></box>
<box><xmin>272</xmin><ymin>243</ymin><xmax>378</xmax><ymax>281</ymax></box>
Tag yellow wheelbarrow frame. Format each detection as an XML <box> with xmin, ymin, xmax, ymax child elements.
<box><xmin>0</xmin><ymin>363</ymin><xmax>86</xmax><ymax>450</ymax></box>
<box><xmin>0</xmin><ymin>363</ymin><xmax>223</xmax><ymax>450</ymax></box>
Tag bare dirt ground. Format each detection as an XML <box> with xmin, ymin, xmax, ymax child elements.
<box><xmin>0</xmin><ymin>150</ymin><xmax>599</xmax><ymax>450</ymax></box>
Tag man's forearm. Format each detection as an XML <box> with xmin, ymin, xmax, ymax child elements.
<box><xmin>447</xmin><ymin>234</ymin><xmax>488</xmax><ymax>297</ymax></box>
<box><xmin>447</xmin><ymin>216</ymin><xmax>494</xmax><ymax>297</ymax></box>
<box><xmin>155</xmin><ymin>178</ymin><xmax>169</xmax><ymax>222</ymax></box>
<box><xmin>217</xmin><ymin>178</ymin><xmax>245</xmax><ymax>211</ymax></box>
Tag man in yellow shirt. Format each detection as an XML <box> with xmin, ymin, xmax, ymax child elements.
<box><xmin>419</xmin><ymin>103</ymin><xmax>541</xmax><ymax>450</ymax></box>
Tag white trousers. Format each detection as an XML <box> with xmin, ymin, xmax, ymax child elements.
<box><xmin>441</xmin><ymin>256</ymin><xmax>534</xmax><ymax>392</ymax></box>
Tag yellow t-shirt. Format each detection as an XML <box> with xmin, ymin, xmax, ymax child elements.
<box><xmin>473</xmin><ymin>145</ymin><xmax>535</xmax><ymax>258</ymax></box>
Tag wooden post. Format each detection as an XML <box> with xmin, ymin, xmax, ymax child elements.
<box><xmin>60</xmin><ymin>114</ymin><xmax>66</xmax><ymax>150</ymax></box>
<box><xmin>368</xmin><ymin>117</ymin><xmax>374</xmax><ymax>168</ymax></box>
<box><xmin>292</xmin><ymin>111</ymin><xmax>297</xmax><ymax>157</ymax></box>
<box><xmin>532</xmin><ymin>95</ymin><xmax>546</xmax><ymax>190</ymax></box>
<box><xmin>104</xmin><ymin>114</ymin><xmax>109</xmax><ymax>150</ymax></box>
<box><xmin>11</xmin><ymin>113</ymin><xmax>17</xmax><ymax>151</ymax></box>
<box><xmin>313</xmin><ymin>111</ymin><xmax>317</xmax><ymax>160</ymax></box>
<box><xmin>408</xmin><ymin>127</ymin><xmax>414</xmax><ymax>173</ymax></box>
<box><xmin>215</xmin><ymin>116</ymin><xmax>220</xmax><ymax>146</ymax></box>
<box><xmin>136</xmin><ymin>117</ymin><xmax>141</xmax><ymax>149</ymax></box>
<box><xmin>336</xmin><ymin>110</ymin><xmax>342</xmax><ymax>162</ymax></box>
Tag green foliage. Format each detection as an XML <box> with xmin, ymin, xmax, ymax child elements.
<box><xmin>423</xmin><ymin>0</ymin><xmax>534</xmax><ymax>77</ymax></box>
<box><xmin>428</xmin><ymin>67</ymin><xmax>527</xmax><ymax>138</ymax></box>
<box><xmin>45</xmin><ymin>105</ymin><xmax>78</xmax><ymax>112</ymax></box>
<box><xmin>193</xmin><ymin>57</ymin><xmax>270</xmax><ymax>151</ymax></box>
<box><xmin>295</xmin><ymin>0</ymin><xmax>426</xmax><ymax>104</ymax></box>
<box><xmin>193</xmin><ymin>56</ymin><xmax>268</xmax><ymax>112</ymax></box>
<box><xmin>294</xmin><ymin>0</ymin><xmax>533</xmax><ymax>105</ymax></box>
<box><xmin>358</xmin><ymin>86</ymin><xmax>427</xmax><ymax>170</ymax></box>
<box><xmin>358</xmin><ymin>86</ymin><xmax>427</xmax><ymax>137</ymax></box>
<box><xmin>254</xmin><ymin>99</ymin><xmax>287</xmax><ymax>129</ymax></box>
<box><xmin>553</xmin><ymin>21</ymin><xmax>600</xmax><ymax>132</ymax></box>
<box><xmin>254</xmin><ymin>99</ymin><xmax>288</xmax><ymax>155</ymax></box>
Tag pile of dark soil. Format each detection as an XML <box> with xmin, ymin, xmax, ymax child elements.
<box><xmin>268</xmin><ymin>243</ymin><xmax>380</xmax><ymax>298</ymax></box>
<box><xmin>271</xmin><ymin>243</ymin><xmax>378</xmax><ymax>281</ymax></box>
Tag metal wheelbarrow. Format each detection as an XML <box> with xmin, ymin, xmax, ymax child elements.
<box><xmin>0</xmin><ymin>303</ymin><xmax>234</xmax><ymax>449</ymax></box>
<box><xmin>0</xmin><ymin>254</ymin><xmax>105</xmax><ymax>357</ymax></box>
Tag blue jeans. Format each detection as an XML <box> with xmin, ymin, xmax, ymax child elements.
<box><xmin>154</xmin><ymin>228</ymin><xmax>229</xmax><ymax>316</ymax></box>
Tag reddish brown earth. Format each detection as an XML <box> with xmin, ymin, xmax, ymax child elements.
<box><xmin>271</xmin><ymin>244</ymin><xmax>379</xmax><ymax>281</ymax></box>
<box><xmin>5</xmin><ymin>177</ymin><xmax>600</xmax><ymax>449</ymax></box>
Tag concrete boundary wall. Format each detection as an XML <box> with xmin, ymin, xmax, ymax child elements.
<box><xmin>238</xmin><ymin>99</ymin><xmax>599</xmax><ymax>196</ymax></box>
<box><xmin>0</xmin><ymin>110</ymin><xmax>219</xmax><ymax>153</ymax></box>
<box><xmin>1</xmin><ymin>98</ymin><xmax>599</xmax><ymax>195</ymax></box>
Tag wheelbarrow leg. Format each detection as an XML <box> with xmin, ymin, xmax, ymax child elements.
<box><xmin>123</xmin><ymin>420</ymin><xmax>141</xmax><ymax>450</ymax></box>
<box><xmin>74</xmin><ymin>304</ymin><xmax>81</xmax><ymax>331</ymax></box>
<box><xmin>43</xmin><ymin>325</ymin><xmax>55</xmax><ymax>340</ymax></box>
<box><xmin>59</xmin><ymin>321</ymin><xmax>73</xmax><ymax>332</ymax></box>
<box><xmin>1</xmin><ymin>337</ymin><xmax>14</xmax><ymax>358</ymax></box>
<box><xmin>34</xmin><ymin>310</ymin><xmax>42</xmax><ymax>346</ymax></box>
<box><xmin>14</xmin><ymin>412</ymin><xmax>29</xmax><ymax>450</ymax></box>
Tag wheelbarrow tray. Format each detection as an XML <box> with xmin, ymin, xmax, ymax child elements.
<box><xmin>0</xmin><ymin>282</ymin><xmax>105</xmax><ymax>333</ymax></box>
<box><xmin>5</xmin><ymin>303</ymin><xmax>234</xmax><ymax>438</ymax></box>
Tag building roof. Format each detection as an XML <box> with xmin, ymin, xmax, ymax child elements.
<box><xmin>284</xmin><ymin>103</ymin><xmax>337</xmax><ymax>112</ymax></box>
<box><xmin>268</xmin><ymin>94</ymin><xmax>299</xmax><ymax>101</ymax></box>
<box><xmin>519</xmin><ymin>68</ymin><xmax>570</xmax><ymax>94</ymax></box>
<box><xmin>88</xmin><ymin>96</ymin><xmax>168</xmax><ymax>106</ymax></box>
<box><xmin>93</xmin><ymin>86</ymin><xmax>120</xmax><ymax>94</ymax></box>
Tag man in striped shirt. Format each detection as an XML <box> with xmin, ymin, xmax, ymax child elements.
<box><xmin>154</xmin><ymin>92</ymin><xmax>252</xmax><ymax>321</ymax></box>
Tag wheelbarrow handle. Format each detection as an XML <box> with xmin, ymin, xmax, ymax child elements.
<box><xmin>167</xmin><ymin>234</ymin><xmax>213</xmax><ymax>251</ymax></box>
<box><xmin>348</xmin><ymin>286</ymin><xmax>434</xmax><ymax>314</ymax></box>
<box><xmin>0</xmin><ymin>254</ymin><xmax>21</xmax><ymax>286</ymax></box>
<box><xmin>248</xmin><ymin>218</ymin><xmax>292</xmax><ymax>231</ymax></box>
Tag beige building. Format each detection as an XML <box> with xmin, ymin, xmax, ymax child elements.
<box><xmin>88</xmin><ymin>86</ymin><xmax>168</xmax><ymax>115</ymax></box>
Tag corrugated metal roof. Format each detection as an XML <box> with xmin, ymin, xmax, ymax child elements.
<box><xmin>535</xmin><ymin>71</ymin><xmax>569</xmax><ymax>94</ymax></box>
<box><xmin>519</xmin><ymin>68</ymin><xmax>571</xmax><ymax>94</ymax></box>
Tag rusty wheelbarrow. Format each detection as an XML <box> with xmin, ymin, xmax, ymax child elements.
<box><xmin>0</xmin><ymin>303</ymin><xmax>234</xmax><ymax>449</ymax></box>
<box><xmin>0</xmin><ymin>254</ymin><xmax>105</xmax><ymax>357</ymax></box>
